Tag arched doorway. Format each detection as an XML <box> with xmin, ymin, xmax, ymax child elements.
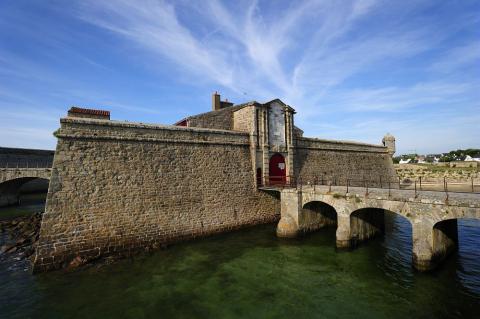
<box><xmin>269</xmin><ymin>153</ymin><xmax>286</xmax><ymax>185</ymax></box>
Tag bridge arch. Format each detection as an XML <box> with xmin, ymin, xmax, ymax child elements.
<box><xmin>348</xmin><ymin>207</ymin><xmax>413</xmax><ymax>252</ymax></box>
<box><xmin>0</xmin><ymin>176</ymin><xmax>49</xmax><ymax>207</ymax></box>
<box><xmin>299</xmin><ymin>200</ymin><xmax>337</xmax><ymax>234</ymax></box>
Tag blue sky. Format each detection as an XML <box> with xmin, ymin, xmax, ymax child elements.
<box><xmin>0</xmin><ymin>0</ymin><xmax>479</xmax><ymax>154</ymax></box>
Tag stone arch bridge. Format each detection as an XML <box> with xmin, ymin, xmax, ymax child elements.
<box><xmin>0</xmin><ymin>168</ymin><xmax>52</xmax><ymax>207</ymax></box>
<box><xmin>269</xmin><ymin>184</ymin><xmax>480</xmax><ymax>271</ymax></box>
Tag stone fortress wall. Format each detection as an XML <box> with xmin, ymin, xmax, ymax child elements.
<box><xmin>295</xmin><ymin>137</ymin><xmax>396</xmax><ymax>186</ymax></box>
<box><xmin>33</xmin><ymin>117</ymin><xmax>279</xmax><ymax>272</ymax></box>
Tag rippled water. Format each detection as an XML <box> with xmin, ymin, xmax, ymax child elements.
<box><xmin>1</xmin><ymin>213</ymin><xmax>479</xmax><ymax>319</ymax></box>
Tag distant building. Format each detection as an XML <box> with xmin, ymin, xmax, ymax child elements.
<box><xmin>399</xmin><ymin>158</ymin><xmax>411</xmax><ymax>164</ymax></box>
<box><xmin>416</xmin><ymin>155</ymin><xmax>426</xmax><ymax>164</ymax></box>
<box><xmin>465</xmin><ymin>155</ymin><xmax>480</xmax><ymax>162</ymax></box>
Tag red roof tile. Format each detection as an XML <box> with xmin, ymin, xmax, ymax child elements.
<box><xmin>69</xmin><ymin>107</ymin><xmax>110</xmax><ymax>117</ymax></box>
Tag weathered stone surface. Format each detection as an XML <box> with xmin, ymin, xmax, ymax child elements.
<box><xmin>32</xmin><ymin>118</ymin><xmax>280</xmax><ymax>272</ymax></box>
<box><xmin>295</xmin><ymin>138</ymin><xmax>396</xmax><ymax>187</ymax></box>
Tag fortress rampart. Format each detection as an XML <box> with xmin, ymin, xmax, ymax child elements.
<box><xmin>33</xmin><ymin>117</ymin><xmax>279</xmax><ymax>272</ymax></box>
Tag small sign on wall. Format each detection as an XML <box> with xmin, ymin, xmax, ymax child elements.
<box><xmin>278</xmin><ymin>163</ymin><xmax>285</xmax><ymax>170</ymax></box>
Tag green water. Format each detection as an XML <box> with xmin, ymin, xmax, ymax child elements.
<box><xmin>1</xmin><ymin>214</ymin><xmax>479</xmax><ymax>319</ymax></box>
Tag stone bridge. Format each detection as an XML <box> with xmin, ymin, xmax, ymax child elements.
<box><xmin>0</xmin><ymin>168</ymin><xmax>52</xmax><ymax>206</ymax></box>
<box><xmin>268</xmin><ymin>184</ymin><xmax>480</xmax><ymax>271</ymax></box>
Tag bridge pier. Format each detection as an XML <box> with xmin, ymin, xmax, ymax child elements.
<box><xmin>412</xmin><ymin>219</ymin><xmax>458</xmax><ymax>271</ymax></box>
<box><xmin>335</xmin><ymin>215</ymin><xmax>351</xmax><ymax>248</ymax></box>
<box><xmin>336</xmin><ymin>209</ymin><xmax>385</xmax><ymax>248</ymax></box>
<box><xmin>277</xmin><ymin>189</ymin><xmax>338</xmax><ymax>238</ymax></box>
<box><xmin>277</xmin><ymin>189</ymin><xmax>300</xmax><ymax>238</ymax></box>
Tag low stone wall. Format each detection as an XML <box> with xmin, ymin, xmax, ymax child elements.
<box><xmin>33</xmin><ymin>118</ymin><xmax>279</xmax><ymax>272</ymax></box>
<box><xmin>294</xmin><ymin>137</ymin><xmax>397</xmax><ymax>186</ymax></box>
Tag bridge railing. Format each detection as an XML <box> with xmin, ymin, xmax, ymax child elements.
<box><xmin>0</xmin><ymin>160</ymin><xmax>53</xmax><ymax>169</ymax></box>
<box><xmin>260</xmin><ymin>175</ymin><xmax>480</xmax><ymax>196</ymax></box>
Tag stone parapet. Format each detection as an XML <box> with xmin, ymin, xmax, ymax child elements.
<box><xmin>57</xmin><ymin>117</ymin><xmax>250</xmax><ymax>146</ymax></box>
<box><xmin>296</xmin><ymin>137</ymin><xmax>388</xmax><ymax>153</ymax></box>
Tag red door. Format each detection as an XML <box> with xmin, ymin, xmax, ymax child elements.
<box><xmin>269</xmin><ymin>153</ymin><xmax>286</xmax><ymax>185</ymax></box>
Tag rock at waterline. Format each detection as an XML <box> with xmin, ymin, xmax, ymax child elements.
<box><xmin>0</xmin><ymin>212</ymin><xmax>43</xmax><ymax>260</ymax></box>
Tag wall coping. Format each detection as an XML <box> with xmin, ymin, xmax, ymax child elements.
<box><xmin>297</xmin><ymin>137</ymin><xmax>388</xmax><ymax>153</ymax></box>
<box><xmin>60</xmin><ymin>117</ymin><xmax>250</xmax><ymax>137</ymax></box>
<box><xmin>299</xmin><ymin>137</ymin><xmax>384</xmax><ymax>149</ymax></box>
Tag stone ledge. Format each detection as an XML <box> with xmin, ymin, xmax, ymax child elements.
<box><xmin>55</xmin><ymin>133</ymin><xmax>251</xmax><ymax>146</ymax></box>
<box><xmin>296</xmin><ymin>137</ymin><xmax>388</xmax><ymax>153</ymax></box>
<box><xmin>60</xmin><ymin>117</ymin><xmax>249</xmax><ymax>137</ymax></box>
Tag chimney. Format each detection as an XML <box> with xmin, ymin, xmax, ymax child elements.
<box><xmin>67</xmin><ymin>107</ymin><xmax>110</xmax><ymax>120</ymax></box>
<box><xmin>212</xmin><ymin>91</ymin><xmax>221</xmax><ymax>111</ymax></box>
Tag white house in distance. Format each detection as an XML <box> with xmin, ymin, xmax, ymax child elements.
<box><xmin>465</xmin><ymin>155</ymin><xmax>480</xmax><ymax>162</ymax></box>
<box><xmin>399</xmin><ymin>158</ymin><xmax>411</xmax><ymax>164</ymax></box>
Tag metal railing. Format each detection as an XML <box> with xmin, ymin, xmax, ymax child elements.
<box><xmin>0</xmin><ymin>161</ymin><xmax>53</xmax><ymax>169</ymax></box>
<box><xmin>259</xmin><ymin>175</ymin><xmax>480</xmax><ymax>196</ymax></box>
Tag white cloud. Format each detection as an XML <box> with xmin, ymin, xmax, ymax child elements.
<box><xmin>320</xmin><ymin>81</ymin><xmax>476</xmax><ymax>113</ymax></box>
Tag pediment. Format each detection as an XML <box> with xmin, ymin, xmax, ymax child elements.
<box><xmin>264</xmin><ymin>99</ymin><xmax>296</xmax><ymax>113</ymax></box>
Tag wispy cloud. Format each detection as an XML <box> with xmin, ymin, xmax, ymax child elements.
<box><xmin>320</xmin><ymin>81</ymin><xmax>476</xmax><ymax>113</ymax></box>
<box><xmin>0</xmin><ymin>0</ymin><xmax>478</xmax><ymax>153</ymax></box>
<box><xmin>430</xmin><ymin>42</ymin><xmax>480</xmax><ymax>73</ymax></box>
<box><xmin>78</xmin><ymin>0</ymin><xmax>237</xmax><ymax>89</ymax></box>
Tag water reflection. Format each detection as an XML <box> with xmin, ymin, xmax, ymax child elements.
<box><xmin>456</xmin><ymin>219</ymin><xmax>480</xmax><ymax>297</ymax></box>
<box><xmin>379</xmin><ymin>213</ymin><xmax>414</xmax><ymax>286</ymax></box>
